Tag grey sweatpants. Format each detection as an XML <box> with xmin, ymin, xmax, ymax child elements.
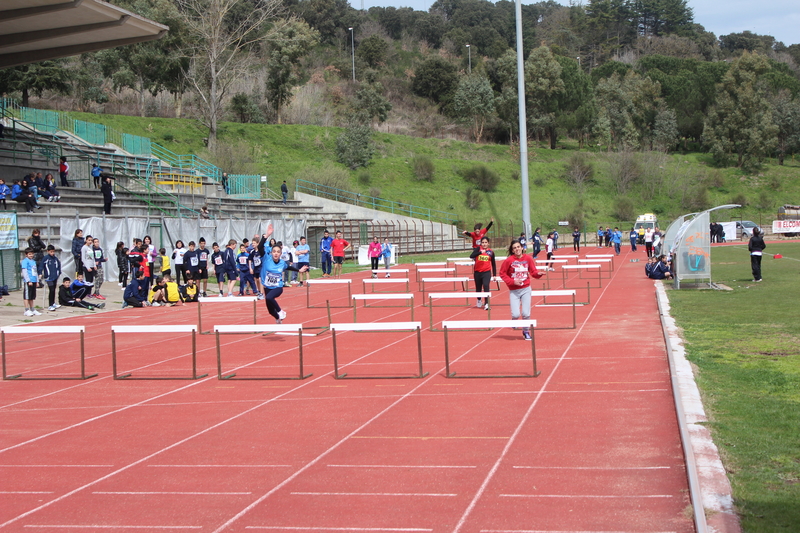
<box><xmin>509</xmin><ymin>286</ymin><xmax>531</xmax><ymax>332</ymax></box>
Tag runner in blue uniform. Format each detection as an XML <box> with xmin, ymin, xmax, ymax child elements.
<box><xmin>258</xmin><ymin>235</ymin><xmax>309</xmax><ymax>323</ymax></box>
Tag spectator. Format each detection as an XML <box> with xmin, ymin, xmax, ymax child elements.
<box><xmin>748</xmin><ymin>227</ymin><xmax>766</xmax><ymax>282</ymax></box>
<box><xmin>200</xmin><ymin>205</ymin><xmax>210</xmax><ymax>219</ymax></box>
<box><xmin>123</xmin><ymin>271</ymin><xmax>148</xmax><ymax>308</ymax></box>
<box><xmin>115</xmin><ymin>241</ymin><xmax>129</xmax><ymax>287</ymax></box>
<box><xmin>21</xmin><ymin>247</ymin><xmax>41</xmax><ymax>316</ymax></box>
<box><xmin>71</xmin><ymin>229</ymin><xmax>84</xmax><ymax>276</ymax></box>
<box><xmin>11</xmin><ymin>179</ymin><xmax>37</xmax><ymax>212</ymax></box>
<box><xmin>101</xmin><ymin>176</ymin><xmax>114</xmax><ymax>214</ymax></box>
<box><xmin>237</xmin><ymin>243</ymin><xmax>258</xmax><ymax>296</ymax></box>
<box><xmin>92</xmin><ymin>237</ymin><xmax>107</xmax><ymax>300</ymax></box>
<box><xmin>27</xmin><ymin>229</ymin><xmax>46</xmax><ymax>267</ymax></box>
<box><xmin>319</xmin><ymin>230</ymin><xmax>333</xmax><ymax>278</ymax></box>
<box><xmin>43</xmin><ymin>174</ymin><xmax>60</xmax><ymax>202</ymax></box>
<box><xmin>81</xmin><ymin>235</ymin><xmax>97</xmax><ymax>289</ymax></box>
<box><xmin>221</xmin><ymin>172</ymin><xmax>229</xmax><ymax>194</ymax></box>
<box><xmin>159</xmin><ymin>247</ymin><xmax>171</xmax><ymax>279</ymax></box>
<box><xmin>71</xmin><ymin>274</ymin><xmax>104</xmax><ymax>307</ymax></box>
<box><xmin>59</xmin><ymin>277</ymin><xmax>98</xmax><ymax>310</ymax></box>
<box><xmin>180</xmin><ymin>275</ymin><xmax>199</xmax><ymax>302</ymax></box>
<box><xmin>281</xmin><ymin>180</ymin><xmax>288</xmax><ymax>204</ymax></box>
<box><xmin>91</xmin><ymin>163</ymin><xmax>102</xmax><ymax>189</ymax></box>
<box><xmin>0</xmin><ymin>178</ymin><xmax>10</xmax><ymax>209</ymax></box>
<box><xmin>59</xmin><ymin>156</ymin><xmax>69</xmax><ymax>187</ymax></box>
<box><xmin>42</xmin><ymin>245</ymin><xmax>61</xmax><ymax>311</ymax></box>
<box><xmin>648</xmin><ymin>255</ymin><xmax>672</xmax><ymax>280</ymax></box>
<box><xmin>294</xmin><ymin>236</ymin><xmax>310</xmax><ymax>286</ymax></box>
<box><xmin>149</xmin><ymin>276</ymin><xmax>169</xmax><ymax>306</ymax></box>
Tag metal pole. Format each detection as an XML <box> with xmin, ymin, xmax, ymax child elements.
<box><xmin>515</xmin><ymin>0</ymin><xmax>531</xmax><ymax>238</ymax></box>
<box><xmin>348</xmin><ymin>28</ymin><xmax>355</xmax><ymax>82</ymax></box>
<box><xmin>466</xmin><ymin>44</ymin><xmax>471</xmax><ymax>74</ymax></box>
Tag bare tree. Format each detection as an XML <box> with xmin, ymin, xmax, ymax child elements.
<box><xmin>176</xmin><ymin>0</ymin><xmax>284</xmax><ymax>149</ymax></box>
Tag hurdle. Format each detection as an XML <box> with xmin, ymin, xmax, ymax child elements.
<box><xmin>352</xmin><ymin>294</ymin><xmax>415</xmax><ymax>322</ymax></box>
<box><xmin>414</xmin><ymin>262</ymin><xmax>447</xmax><ymax>281</ymax></box>
<box><xmin>371</xmin><ymin>268</ymin><xmax>409</xmax><ymax>278</ymax></box>
<box><xmin>415</xmin><ymin>267</ymin><xmax>455</xmax><ymax>282</ymax></box>
<box><xmin>446</xmin><ymin>257</ymin><xmax>471</xmax><ymax>267</ymax></box>
<box><xmin>198</xmin><ymin>296</ymin><xmax>257</xmax><ymax>335</ymax></box>
<box><xmin>536</xmin><ymin>259</ymin><xmax>568</xmax><ymax>271</ymax></box>
<box><xmin>427</xmin><ymin>292</ymin><xmax>491</xmax><ymax>331</ymax></box>
<box><xmin>330</xmin><ymin>322</ymin><xmax>427</xmax><ymax>379</ymax></box>
<box><xmin>2</xmin><ymin>326</ymin><xmax>96</xmax><ymax>380</ymax></box>
<box><xmin>420</xmin><ymin>277</ymin><xmax>470</xmax><ymax>300</ymax></box>
<box><xmin>529</xmin><ymin>290</ymin><xmax>577</xmax><ymax>329</ymax></box>
<box><xmin>585</xmin><ymin>254</ymin><xmax>615</xmax><ymax>271</ymax></box>
<box><xmin>306</xmin><ymin>279</ymin><xmax>352</xmax><ymax>308</ymax></box>
<box><xmin>442</xmin><ymin>319</ymin><xmax>539</xmax><ymax>378</ymax></box>
<box><xmin>561</xmin><ymin>264</ymin><xmax>603</xmax><ymax>289</ymax></box>
<box><xmin>362</xmin><ymin>278</ymin><xmax>411</xmax><ymax>294</ymax></box>
<box><xmin>578</xmin><ymin>258</ymin><xmax>613</xmax><ymax>275</ymax></box>
<box><xmin>453</xmin><ymin>261</ymin><xmax>475</xmax><ymax>276</ymax></box>
<box><xmin>112</xmin><ymin>325</ymin><xmax>207</xmax><ymax>380</ymax></box>
<box><xmin>214</xmin><ymin>324</ymin><xmax>311</xmax><ymax>380</ymax></box>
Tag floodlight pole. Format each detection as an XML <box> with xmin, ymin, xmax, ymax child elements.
<box><xmin>348</xmin><ymin>27</ymin><xmax>355</xmax><ymax>82</ymax></box>
<box><xmin>466</xmin><ymin>44</ymin><xmax>471</xmax><ymax>74</ymax></box>
<box><xmin>514</xmin><ymin>0</ymin><xmax>531</xmax><ymax>237</ymax></box>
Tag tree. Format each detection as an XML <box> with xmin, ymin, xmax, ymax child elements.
<box><xmin>633</xmin><ymin>0</ymin><xmax>694</xmax><ymax>37</ymax></box>
<box><xmin>287</xmin><ymin>0</ymin><xmax>354</xmax><ymax>45</ymax></box>
<box><xmin>412</xmin><ymin>56</ymin><xmax>459</xmax><ymax>105</ymax></box>
<box><xmin>176</xmin><ymin>0</ymin><xmax>283</xmax><ymax>149</ymax></box>
<box><xmin>769</xmin><ymin>90</ymin><xmax>800</xmax><ymax>165</ymax></box>
<box><xmin>0</xmin><ymin>61</ymin><xmax>71</xmax><ymax>107</ymax></box>
<box><xmin>703</xmin><ymin>52</ymin><xmax>779</xmax><ymax>170</ymax></box>
<box><xmin>452</xmin><ymin>75</ymin><xmax>495</xmax><ymax>142</ymax></box>
<box><xmin>336</xmin><ymin>114</ymin><xmax>375</xmax><ymax>169</ymax></box>
<box><xmin>266</xmin><ymin>17</ymin><xmax>319</xmax><ymax>124</ymax></box>
<box><xmin>524</xmin><ymin>46</ymin><xmax>565</xmax><ymax>149</ymax></box>
<box><xmin>594</xmin><ymin>70</ymin><xmax>662</xmax><ymax>149</ymax></box>
<box><xmin>356</xmin><ymin>35</ymin><xmax>389</xmax><ymax>68</ymax></box>
<box><xmin>355</xmin><ymin>83</ymin><xmax>392</xmax><ymax>125</ymax></box>
<box><xmin>652</xmin><ymin>105</ymin><xmax>679</xmax><ymax>151</ymax></box>
<box><xmin>554</xmin><ymin>55</ymin><xmax>595</xmax><ymax>147</ymax></box>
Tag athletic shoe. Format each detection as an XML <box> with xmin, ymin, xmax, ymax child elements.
<box><xmin>32</xmin><ymin>309</ymin><xmax>42</xmax><ymax>315</ymax></box>
<box><xmin>24</xmin><ymin>310</ymin><xmax>34</xmax><ymax>317</ymax></box>
<box><xmin>202</xmin><ymin>292</ymin><xmax>207</xmax><ymax>298</ymax></box>
<box><xmin>755</xmin><ymin>279</ymin><xmax>762</xmax><ymax>282</ymax></box>
<box><xmin>371</xmin><ymin>273</ymin><xmax>376</xmax><ymax>279</ymax></box>
<box><xmin>151</xmin><ymin>301</ymin><xmax>161</xmax><ymax>306</ymax></box>
<box><xmin>484</xmin><ymin>304</ymin><xmax>490</xmax><ymax>311</ymax></box>
<box><xmin>257</xmin><ymin>294</ymin><xmax>265</xmax><ymax>300</ymax></box>
<box><xmin>118</xmin><ymin>282</ymin><xmax>123</xmax><ymax>287</ymax></box>
<box><xmin>278</xmin><ymin>310</ymin><xmax>287</xmax><ymax>320</ymax></box>
<box><xmin>48</xmin><ymin>305</ymin><xmax>57</xmax><ymax>312</ymax></box>
<box><xmin>54</xmin><ymin>304</ymin><xmax>61</xmax><ymax>309</ymax></box>
<box><xmin>385</xmin><ymin>273</ymin><xmax>390</xmax><ymax>278</ymax></box>
<box><xmin>94</xmin><ymin>302</ymin><xmax>105</xmax><ymax>309</ymax></box>
<box><xmin>94</xmin><ymin>294</ymin><xmax>106</xmax><ymax>300</ymax></box>
<box><xmin>522</xmin><ymin>330</ymin><xmax>531</xmax><ymax>341</ymax></box>
<box><xmin>275</xmin><ymin>318</ymin><xmax>282</xmax><ymax>324</ymax></box>
<box><xmin>227</xmin><ymin>293</ymin><xmax>234</xmax><ymax>297</ymax></box>
<box><xmin>476</xmin><ymin>300</ymin><xmax>482</xmax><ymax>308</ymax></box>
<box><xmin>86</xmin><ymin>294</ymin><xmax>95</xmax><ymax>299</ymax></box>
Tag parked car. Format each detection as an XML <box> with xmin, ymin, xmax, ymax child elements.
<box><xmin>736</xmin><ymin>220</ymin><xmax>761</xmax><ymax>238</ymax></box>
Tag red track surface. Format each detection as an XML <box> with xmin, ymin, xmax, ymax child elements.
<box><xmin>0</xmin><ymin>247</ymin><xmax>693</xmax><ymax>533</ymax></box>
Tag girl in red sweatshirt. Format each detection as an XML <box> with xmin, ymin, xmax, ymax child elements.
<box><xmin>498</xmin><ymin>240</ymin><xmax>543</xmax><ymax>340</ymax></box>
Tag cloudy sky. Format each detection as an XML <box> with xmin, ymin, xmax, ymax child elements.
<box><xmin>353</xmin><ymin>0</ymin><xmax>800</xmax><ymax>46</ymax></box>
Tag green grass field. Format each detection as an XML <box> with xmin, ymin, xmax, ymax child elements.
<box><xmin>667</xmin><ymin>243</ymin><xmax>800</xmax><ymax>533</ymax></box>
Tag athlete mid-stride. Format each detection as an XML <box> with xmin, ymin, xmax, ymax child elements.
<box><xmin>498</xmin><ymin>239</ymin><xmax>543</xmax><ymax>341</ymax></box>
<box><xmin>258</xmin><ymin>235</ymin><xmax>308</xmax><ymax>323</ymax></box>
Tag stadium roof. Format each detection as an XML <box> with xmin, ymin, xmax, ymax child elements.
<box><xmin>0</xmin><ymin>0</ymin><xmax>168</xmax><ymax>70</ymax></box>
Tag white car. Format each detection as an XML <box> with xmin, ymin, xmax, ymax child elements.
<box><xmin>736</xmin><ymin>220</ymin><xmax>761</xmax><ymax>238</ymax></box>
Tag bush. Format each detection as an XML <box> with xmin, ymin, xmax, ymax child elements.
<box><xmin>607</xmin><ymin>151</ymin><xmax>642</xmax><ymax>195</ymax></box>
<box><xmin>293</xmin><ymin>161</ymin><xmax>352</xmax><ymax>194</ymax></box>
<box><xmin>357</xmin><ymin>170</ymin><xmax>371</xmax><ymax>186</ymax></box>
<box><xmin>731</xmin><ymin>193</ymin><xmax>748</xmax><ymax>207</ymax></box>
<box><xmin>465</xmin><ymin>187</ymin><xmax>482</xmax><ymax>210</ymax></box>
<box><xmin>563</xmin><ymin>153</ymin><xmax>594</xmax><ymax>193</ymax></box>
<box><xmin>411</xmin><ymin>155</ymin><xmax>435</xmax><ymax>182</ymax></box>
<box><xmin>756</xmin><ymin>191</ymin><xmax>773</xmax><ymax>211</ymax></box>
<box><xmin>511</xmin><ymin>170</ymin><xmax>520</xmax><ymax>181</ymax></box>
<box><xmin>613</xmin><ymin>197</ymin><xmax>635</xmax><ymax>222</ymax></box>
<box><xmin>336</xmin><ymin>122</ymin><xmax>374</xmax><ymax>170</ymax></box>
<box><xmin>369</xmin><ymin>187</ymin><xmax>381</xmax><ymax>198</ymax></box>
<box><xmin>461</xmin><ymin>164</ymin><xmax>500</xmax><ymax>192</ymax></box>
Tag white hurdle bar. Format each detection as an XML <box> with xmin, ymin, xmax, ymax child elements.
<box><xmin>453</xmin><ymin>261</ymin><xmax>475</xmax><ymax>276</ymax></box>
<box><xmin>2</xmin><ymin>326</ymin><xmax>95</xmax><ymax>380</ymax></box>
<box><xmin>584</xmin><ymin>254</ymin><xmax>615</xmax><ymax>270</ymax></box>
<box><xmin>578</xmin><ymin>258</ymin><xmax>613</xmax><ymax>273</ymax></box>
<box><xmin>306</xmin><ymin>278</ymin><xmax>352</xmax><ymax>308</ymax></box>
<box><xmin>351</xmin><ymin>293</ymin><xmax>415</xmax><ymax>321</ymax></box>
<box><xmin>362</xmin><ymin>278</ymin><xmax>411</xmax><ymax>294</ymax></box>
<box><xmin>198</xmin><ymin>296</ymin><xmax>258</xmax><ymax>334</ymax></box>
<box><xmin>530</xmin><ymin>289</ymin><xmax>578</xmax><ymax>329</ymax></box>
<box><xmin>112</xmin><ymin>325</ymin><xmax>206</xmax><ymax>380</ymax></box>
<box><xmin>371</xmin><ymin>268</ymin><xmax>409</xmax><ymax>277</ymax></box>
<box><xmin>213</xmin><ymin>324</ymin><xmax>311</xmax><ymax>380</ymax></box>
<box><xmin>416</xmin><ymin>267</ymin><xmax>455</xmax><ymax>282</ymax></box>
<box><xmin>427</xmin><ymin>292</ymin><xmax>492</xmax><ymax>330</ymax></box>
<box><xmin>561</xmin><ymin>264</ymin><xmax>603</xmax><ymax>288</ymax></box>
<box><xmin>420</xmin><ymin>277</ymin><xmax>470</xmax><ymax>298</ymax></box>
<box><xmin>329</xmin><ymin>321</ymin><xmax>427</xmax><ymax>380</ymax></box>
<box><xmin>441</xmin><ymin>319</ymin><xmax>539</xmax><ymax>378</ymax></box>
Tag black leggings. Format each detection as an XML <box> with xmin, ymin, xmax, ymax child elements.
<box><xmin>371</xmin><ymin>257</ymin><xmax>379</xmax><ymax>270</ymax></box>
<box><xmin>264</xmin><ymin>286</ymin><xmax>284</xmax><ymax>319</ymax></box>
<box><xmin>119</xmin><ymin>271</ymin><xmax>128</xmax><ymax>286</ymax></box>
<box><xmin>474</xmin><ymin>270</ymin><xmax>492</xmax><ymax>303</ymax></box>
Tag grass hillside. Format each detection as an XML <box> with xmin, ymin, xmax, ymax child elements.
<box><xmin>71</xmin><ymin>111</ymin><xmax>800</xmax><ymax>231</ymax></box>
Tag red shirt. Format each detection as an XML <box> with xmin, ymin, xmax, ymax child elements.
<box><xmin>499</xmin><ymin>254</ymin><xmax>541</xmax><ymax>290</ymax></box>
<box><xmin>467</xmin><ymin>228</ymin><xmax>488</xmax><ymax>248</ymax></box>
<box><xmin>471</xmin><ymin>247</ymin><xmax>496</xmax><ymax>274</ymax></box>
<box><xmin>331</xmin><ymin>238</ymin><xmax>349</xmax><ymax>257</ymax></box>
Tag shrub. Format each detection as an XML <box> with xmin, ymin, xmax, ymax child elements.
<box><xmin>465</xmin><ymin>187</ymin><xmax>482</xmax><ymax>210</ymax></box>
<box><xmin>369</xmin><ymin>187</ymin><xmax>382</xmax><ymax>198</ymax></box>
<box><xmin>731</xmin><ymin>193</ymin><xmax>748</xmax><ymax>207</ymax></box>
<box><xmin>461</xmin><ymin>164</ymin><xmax>499</xmax><ymax>192</ymax></box>
<box><xmin>357</xmin><ymin>170</ymin><xmax>371</xmax><ymax>186</ymax></box>
<box><xmin>607</xmin><ymin>150</ymin><xmax>642</xmax><ymax>195</ymax></box>
<box><xmin>756</xmin><ymin>191</ymin><xmax>773</xmax><ymax>211</ymax></box>
<box><xmin>613</xmin><ymin>197</ymin><xmax>635</xmax><ymax>222</ymax></box>
<box><xmin>293</xmin><ymin>161</ymin><xmax>352</xmax><ymax>194</ymax></box>
<box><xmin>511</xmin><ymin>170</ymin><xmax>520</xmax><ymax>181</ymax></box>
<box><xmin>411</xmin><ymin>155</ymin><xmax>435</xmax><ymax>182</ymax></box>
<box><xmin>336</xmin><ymin>122</ymin><xmax>374</xmax><ymax>170</ymax></box>
<box><xmin>563</xmin><ymin>153</ymin><xmax>594</xmax><ymax>193</ymax></box>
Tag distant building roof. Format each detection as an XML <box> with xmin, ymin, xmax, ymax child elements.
<box><xmin>0</xmin><ymin>0</ymin><xmax>168</xmax><ymax>70</ymax></box>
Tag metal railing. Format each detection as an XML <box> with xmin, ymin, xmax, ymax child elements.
<box><xmin>296</xmin><ymin>179</ymin><xmax>459</xmax><ymax>224</ymax></box>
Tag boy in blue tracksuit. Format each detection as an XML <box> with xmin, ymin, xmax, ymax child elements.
<box><xmin>21</xmin><ymin>248</ymin><xmax>40</xmax><ymax>316</ymax></box>
<box><xmin>222</xmin><ymin>239</ymin><xmax>239</xmax><ymax>297</ymax></box>
<box><xmin>611</xmin><ymin>227</ymin><xmax>622</xmax><ymax>255</ymax></box>
<box><xmin>248</xmin><ymin>244</ymin><xmax>264</xmax><ymax>298</ymax></box>
<box><xmin>319</xmin><ymin>230</ymin><xmax>333</xmax><ymax>278</ymax></box>
<box><xmin>123</xmin><ymin>271</ymin><xmax>148</xmax><ymax>308</ymax></box>
<box><xmin>42</xmin><ymin>245</ymin><xmax>61</xmax><ymax>311</ymax></box>
<box><xmin>629</xmin><ymin>228</ymin><xmax>638</xmax><ymax>252</ymax></box>
<box><xmin>237</xmin><ymin>244</ymin><xmax>257</xmax><ymax>296</ymax></box>
<box><xmin>258</xmin><ymin>235</ymin><xmax>308</xmax><ymax>323</ymax></box>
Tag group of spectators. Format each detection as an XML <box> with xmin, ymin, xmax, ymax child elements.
<box><xmin>1</xmin><ymin>172</ymin><xmax>61</xmax><ymax>213</ymax></box>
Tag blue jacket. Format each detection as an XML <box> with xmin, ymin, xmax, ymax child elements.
<box><xmin>222</xmin><ymin>246</ymin><xmax>238</xmax><ymax>272</ymax></box>
<box><xmin>11</xmin><ymin>183</ymin><xmax>24</xmax><ymax>200</ymax></box>
<box><xmin>611</xmin><ymin>231</ymin><xmax>622</xmax><ymax>245</ymax></box>
<box><xmin>320</xmin><ymin>235</ymin><xmax>333</xmax><ymax>254</ymax></box>
<box><xmin>649</xmin><ymin>261</ymin><xmax>671</xmax><ymax>280</ymax></box>
<box><xmin>0</xmin><ymin>184</ymin><xmax>10</xmax><ymax>199</ymax></box>
<box><xmin>41</xmin><ymin>254</ymin><xmax>61</xmax><ymax>283</ymax></box>
<box><xmin>123</xmin><ymin>278</ymin><xmax>146</xmax><ymax>301</ymax></box>
<box><xmin>71</xmin><ymin>237</ymin><xmax>84</xmax><ymax>257</ymax></box>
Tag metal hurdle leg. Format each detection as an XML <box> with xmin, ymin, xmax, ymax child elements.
<box><xmin>443</xmin><ymin>322</ymin><xmax>540</xmax><ymax>379</ymax></box>
<box><xmin>2</xmin><ymin>329</ymin><xmax>96</xmax><ymax>380</ymax></box>
<box><xmin>217</xmin><ymin>327</ymin><xmax>312</xmax><ymax>380</ymax></box>
<box><xmin>113</xmin><ymin>327</ymin><xmax>208</xmax><ymax>380</ymax></box>
<box><xmin>332</xmin><ymin>325</ymin><xmax>428</xmax><ymax>380</ymax></box>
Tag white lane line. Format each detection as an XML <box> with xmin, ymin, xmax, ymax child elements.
<box><xmin>480</xmin><ymin>530</ymin><xmax>677</xmax><ymax>533</ymax></box>
<box><xmin>23</xmin><ymin>527</ymin><xmax>201</xmax><ymax>530</ymax></box>
<box><xmin>512</xmin><ymin>465</ymin><xmax>670</xmax><ymax>470</ymax></box>
<box><xmin>0</xmin><ymin>465</ymin><xmax>113</xmax><ymax>468</ymax></box>
<box><xmin>450</xmin><ymin>262</ymin><xmax>625</xmax><ymax>533</ymax></box>
<box><xmin>499</xmin><ymin>494</ymin><xmax>673</xmax><ymax>498</ymax></box>
<box><xmin>327</xmin><ymin>464</ymin><xmax>476</xmax><ymax>469</ymax></box>
<box><xmin>245</xmin><ymin>526</ymin><xmax>433</xmax><ymax>532</ymax></box>
<box><xmin>290</xmin><ymin>492</ymin><xmax>456</xmax><ymax>497</ymax></box>
<box><xmin>0</xmin><ymin>492</ymin><xmax>54</xmax><ymax>494</ymax></box>
<box><xmin>147</xmin><ymin>464</ymin><xmax>291</xmax><ymax>468</ymax></box>
<box><xmin>92</xmin><ymin>491</ymin><xmax>251</xmax><ymax>495</ymax></box>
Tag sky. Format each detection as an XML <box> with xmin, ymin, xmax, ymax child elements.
<box><xmin>352</xmin><ymin>0</ymin><xmax>800</xmax><ymax>47</ymax></box>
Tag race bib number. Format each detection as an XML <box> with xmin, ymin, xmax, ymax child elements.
<box><xmin>199</xmin><ymin>252</ymin><xmax>208</xmax><ymax>261</ymax></box>
<box><xmin>94</xmin><ymin>250</ymin><xmax>102</xmax><ymax>259</ymax></box>
<box><xmin>264</xmin><ymin>273</ymin><xmax>280</xmax><ymax>287</ymax></box>
<box><xmin>253</xmin><ymin>256</ymin><xmax>262</xmax><ymax>267</ymax></box>
<box><xmin>514</xmin><ymin>265</ymin><xmax>528</xmax><ymax>281</ymax></box>
<box><xmin>190</xmin><ymin>257</ymin><xmax>199</xmax><ymax>267</ymax></box>
<box><xmin>214</xmin><ymin>256</ymin><xmax>223</xmax><ymax>266</ymax></box>
<box><xmin>238</xmin><ymin>256</ymin><xmax>247</xmax><ymax>265</ymax></box>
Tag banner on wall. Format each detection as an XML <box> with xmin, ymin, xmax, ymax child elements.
<box><xmin>773</xmin><ymin>219</ymin><xmax>800</xmax><ymax>233</ymax></box>
<box><xmin>0</xmin><ymin>213</ymin><xmax>18</xmax><ymax>250</ymax></box>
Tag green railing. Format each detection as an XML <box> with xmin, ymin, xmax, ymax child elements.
<box><xmin>151</xmin><ymin>143</ymin><xmax>221</xmax><ymax>182</ymax></box>
<box><xmin>296</xmin><ymin>179</ymin><xmax>459</xmax><ymax>224</ymax></box>
<box><xmin>228</xmin><ymin>174</ymin><xmax>262</xmax><ymax>199</ymax></box>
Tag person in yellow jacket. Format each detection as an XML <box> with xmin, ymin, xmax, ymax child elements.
<box><xmin>149</xmin><ymin>275</ymin><xmax>183</xmax><ymax>306</ymax></box>
<box><xmin>159</xmin><ymin>247</ymin><xmax>172</xmax><ymax>278</ymax></box>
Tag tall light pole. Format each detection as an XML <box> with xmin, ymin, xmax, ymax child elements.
<box><xmin>514</xmin><ymin>0</ymin><xmax>531</xmax><ymax>236</ymax></box>
<box><xmin>466</xmin><ymin>44</ymin><xmax>471</xmax><ymax>74</ymax></box>
<box><xmin>348</xmin><ymin>27</ymin><xmax>355</xmax><ymax>82</ymax></box>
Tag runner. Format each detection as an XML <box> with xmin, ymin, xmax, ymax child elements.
<box><xmin>258</xmin><ymin>235</ymin><xmax>309</xmax><ymax>323</ymax></box>
<box><xmin>498</xmin><ymin>240</ymin><xmax>543</xmax><ymax>340</ymax></box>
<box><xmin>470</xmin><ymin>236</ymin><xmax>496</xmax><ymax>310</ymax></box>
<box><xmin>331</xmin><ymin>230</ymin><xmax>351</xmax><ymax>279</ymax></box>
<box><xmin>368</xmin><ymin>236</ymin><xmax>382</xmax><ymax>278</ymax></box>
<box><xmin>462</xmin><ymin>217</ymin><xmax>494</xmax><ymax>248</ymax></box>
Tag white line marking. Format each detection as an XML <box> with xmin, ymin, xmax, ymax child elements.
<box><xmin>147</xmin><ymin>464</ymin><xmax>291</xmax><ymax>468</ymax></box>
<box><xmin>245</xmin><ymin>526</ymin><xmax>433</xmax><ymax>531</ymax></box>
<box><xmin>327</xmin><ymin>464</ymin><xmax>476</xmax><ymax>469</ymax></box>
<box><xmin>512</xmin><ymin>465</ymin><xmax>670</xmax><ymax>470</ymax></box>
<box><xmin>290</xmin><ymin>492</ymin><xmax>456</xmax><ymax>497</ymax></box>
<box><xmin>499</xmin><ymin>494</ymin><xmax>673</xmax><ymax>498</ymax></box>
<box><xmin>23</xmin><ymin>527</ymin><xmax>202</xmax><ymax>530</ymax></box>
<box><xmin>480</xmin><ymin>530</ymin><xmax>678</xmax><ymax>533</ymax></box>
<box><xmin>0</xmin><ymin>491</ymin><xmax>54</xmax><ymax>494</ymax></box>
<box><xmin>92</xmin><ymin>491</ymin><xmax>251</xmax><ymax>495</ymax></box>
<box><xmin>0</xmin><ymin>465</ymin><xmax>113</xmax><ymax>468</ymax></box>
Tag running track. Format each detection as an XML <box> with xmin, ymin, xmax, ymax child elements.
<box><xmin>0</xmin><ymin>247</ymin><xmax>694</xmax><ymax>533</ymax></box>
